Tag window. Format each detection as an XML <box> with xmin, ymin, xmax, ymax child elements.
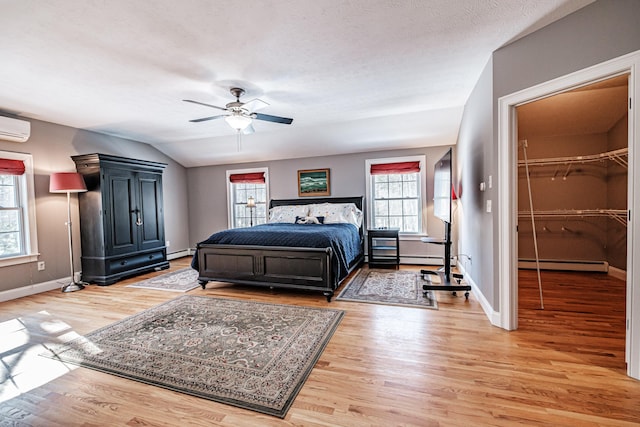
<box><xmin>226</xmin><ymin>168</ymin><xmax>269</xmax><ymax>228</ymax></box>
<box><xmin>366</xmin><ymin>156</ymin><xmax>426</xmax><ymax>234</ymax></box>
<box><xmin>0</xmin><ymin>174</ymin><xmax>23</xmax><ymax>257</ymax></box>
<box><xmin>0</xmin><ymin>152</ymin><xmax>38</xmax><ymax>266</ymax></box>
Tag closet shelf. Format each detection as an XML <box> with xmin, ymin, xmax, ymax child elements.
<box><xmin>517</xmin><ymin>147</ymin><xmax>628</xmax><ymax>169</ymax></box>
<box><xmin>518</xmin><ymin>209</ymin><xmax>628</xmax><ymax>227</ymax></box>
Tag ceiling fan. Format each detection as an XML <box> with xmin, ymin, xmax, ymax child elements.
<box><xmin>184</xmin><ymin>87</ymin><xmax>294</xmax><ymax>134</ymax></box>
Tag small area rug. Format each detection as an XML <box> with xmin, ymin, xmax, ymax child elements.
<box><xmin>125</xmin><ymin>267</ymin><xmax>199</xmax><ymax>292</ymax></box>
<box><xmin>337</xmin><ymin>268</ymin><xmax>437</xmax><ymax>309</ymax></box>
<box><xmin>41</xmin><ymin>295</ymin><xmax>344</xmax><ymax>418</ymax></box>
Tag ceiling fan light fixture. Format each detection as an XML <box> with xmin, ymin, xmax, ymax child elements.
<box><xmin>225</xmin><ymin>113</ymin><xmax>252</xmax><ymax>131</ymax></box>
<box><xmin>185</xmin><ymin>87</ymin><xmax>293</xmax><ymax>131</ymax></box>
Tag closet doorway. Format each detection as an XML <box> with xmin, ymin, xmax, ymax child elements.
<box><xmin>497</xmin><ymin>50</ymin><xmax>640</xmax><ymax>379</ymax></box>
<box><xmin>515</xmin><ymin>74</ymin><xmax>629</xmax><ymax>370</ymax></box>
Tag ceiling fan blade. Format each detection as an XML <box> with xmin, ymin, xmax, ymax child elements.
<box><xmin>242</xmin><ymin>123</ymin><xmax>255</xmax><ymax>135</ymax></box>
<box><xmin>183</xmin><ymin>99</ymin><xmax>227</xmax><ymax>111</ymax></box>
<box><xmin>253</xmin><ymin>113</ymin><xmax>293</xmax><ymax>125</ymax></box>
<box><xmin>189</xmin><ymin>115</ymin><xmax>225</xmax><ymax>123</ymax></box>
<box><xmin>243</xmin><ymin>98</ymin><xmax>269</xmax><ymax>112</ymax></box>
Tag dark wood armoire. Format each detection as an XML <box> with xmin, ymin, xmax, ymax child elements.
<box><xmin>72</xmin><ymin>153</ymin><xmax>169</xmax><ymax>285</ymax></box>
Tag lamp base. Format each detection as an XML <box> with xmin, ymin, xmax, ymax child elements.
<box><xmin>61</xmin><ymin>281</ymin><xmax>87</xmax><ymax>293</ymax></box>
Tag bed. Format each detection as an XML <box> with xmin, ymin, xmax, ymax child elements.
<box><xmin>192</xmin><ymin>196</ymin><xmax>365</xmax><ymax>301</ymax></box>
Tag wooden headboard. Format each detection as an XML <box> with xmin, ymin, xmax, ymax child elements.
<box><xmin>269</xmin><ymin>196</ymin><xmax>364</xmax><ymax>211</ymax></box>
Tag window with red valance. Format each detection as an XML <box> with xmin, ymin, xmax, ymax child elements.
<box><xmin>0</xmin><ymin>151</ymin><xmax>38</xmax><ymax>263</ymax></box>
<box><xmin>227</xmin><ymin>168</ymin><xmax>269</xmax><ymax>229</ymax></box>
<box><xmin>366</xmin><ymin>156</ymin><xmax>425</xmax><ymax>234</ymax></box>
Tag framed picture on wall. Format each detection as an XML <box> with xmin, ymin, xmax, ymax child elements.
<box><xmin>298</xmin><ymin>168</ymin><xmax>331</xmax><ymax>197</ymax></box>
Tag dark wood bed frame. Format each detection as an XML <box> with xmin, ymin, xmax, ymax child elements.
<box><xmin>196</xmin><ymin>196</ymin><xmax>365</xmax><ymax>301</ymax></box>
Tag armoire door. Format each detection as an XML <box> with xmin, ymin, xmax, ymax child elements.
<box><xmin>105</xmin><ymin>168</ymin><xmax>138</xmax><ymax>256</ymax></box>
<box><xmin>137</xmin><ymin>171</ymin><xmax>165</xmax><ymax>251</ymax></box>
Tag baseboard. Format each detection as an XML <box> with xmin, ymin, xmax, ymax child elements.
<box><xmin>608</xmin><ymin>266</ymin><xmax>627</xmax><ymax>281</ymax></box>
<box><xmin>0</xmin><ymin>276</ymin><xmax>69</xmax><ymax>303</ymax></box>
<box><xmin>456</xmin><ymin>263</ymin><xmax>501</xmax><ymax>327</ymax></box>
<box><xmin>518</xmin><ymin>258</ymin><xmax>609</xmax><ymax>272</ymax></box>
<box><xmin>1</xmin><ymin>250</ymin><xmax>195</xmax><ymax>303</ymax></box>
<box><xmin>399</xmin><ymin>255</ymin><xmax>446</xmax><ymax>266</ymax></box>
<box><xmin>168</xmin><ymin>248</ymin><xmax>193</xmax><ymax>260</ymax></box>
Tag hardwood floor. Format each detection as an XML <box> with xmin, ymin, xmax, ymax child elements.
<box><xmin>1</xmin><ymin>260</ymin><xmax>639</xmax><ymax>426</ymax></box>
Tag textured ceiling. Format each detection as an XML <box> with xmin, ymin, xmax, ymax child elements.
<box><xmin>0</xmin><ymin>0</ymin><xmax>593</xmax><ymax>167</ymax></box>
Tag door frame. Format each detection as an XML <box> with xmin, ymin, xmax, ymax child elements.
<box><xmin>497</xmin><ymin>50</ymin><xmax>640</xmax><ymax>378</ymax></box>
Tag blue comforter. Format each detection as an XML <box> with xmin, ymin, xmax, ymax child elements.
<box><xmin>191</xmin><ymin>223</ymin><xmax>362</xmax><ymax>281</ymax></box>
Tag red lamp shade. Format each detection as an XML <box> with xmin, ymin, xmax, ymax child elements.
<box><xmin>49</xmin><ymin>172</ymin><xmax>87</xmax><ymax>193</ymax></box>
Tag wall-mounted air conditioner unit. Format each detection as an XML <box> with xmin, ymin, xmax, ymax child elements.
<box><xmin>0</xmin><ymin>116</ymin><xmax>31</xmax><ymax>142</ymax></box>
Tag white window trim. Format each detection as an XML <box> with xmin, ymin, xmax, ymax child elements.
<box><xmin>365</xmin><ymin>155</ymin><xmax>427</xmax><ymax>239</ymax></box>
<box><xmin>0</xmin><ymin>151</ymin><xmax>39</xmax><ymax>267</ymax></box>
<box><xmin>225</xmin><ymin>167</ymin><xmax>269</xmax><ymax>229</ymax></box>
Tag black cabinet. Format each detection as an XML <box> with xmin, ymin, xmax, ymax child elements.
<box><xmin>72</xmin><ymin>154</ymin><xmax>169</xmax><ymax>285</ymax></box>
<box><xmin>367</xmin><ymin>229</ymin><xmax>400</xmax><ymax>268</ymax></box>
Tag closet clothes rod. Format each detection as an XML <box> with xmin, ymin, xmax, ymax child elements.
<box><xmin>518</xmin><ymin>209</ymin><xmax>628</xmax><ymax>227</ymax></box>
<box><xmin>517</xmin><ymin>147</ymin><xmax>628</xmax><ymax>169</ymax></box>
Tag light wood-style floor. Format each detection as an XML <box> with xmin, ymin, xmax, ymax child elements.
<box><xmin>1</xmin><ymin>259</ymin><xmax>639</xmax><ymax>426</ymax></box>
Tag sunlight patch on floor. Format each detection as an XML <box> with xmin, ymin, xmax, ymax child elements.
<box><xmin>0</xmin><ymin>311</ymin><xmax>80</xmax><ymax>403</ymax></box>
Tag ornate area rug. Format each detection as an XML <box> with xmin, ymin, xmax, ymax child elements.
<box><xmin>337</xmin><ymin>269</ymin><xmax>438</xmax><ymax>309</ymax></box>
<box><xmin>41</xmin><ymin>295</ymin><xmax>344</xmax><ymax>418</ymax></box>
<box><xmin>125</xmin><ymin>268</ymin><xmax>200</xmax><ymax>292</ymax></box>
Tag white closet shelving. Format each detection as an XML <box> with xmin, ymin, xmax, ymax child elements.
<box><xmin>518</xmin><ymin>209</ymin><xmax>628</xmax><ymax>227</ymax></box>
<box><xmin>518</xmin><ymin>142</ymin><xmax>627</xmax><ymax>309</ymax></box>
<box><xmin>517</xmin><ymin>147</ymin><xmax>628</xmax><ymax>168</ymax></box>
<box><xmin>518</xmin><ymin>146</ymin><xmax>628</xmax><ymax>227</ymax></box>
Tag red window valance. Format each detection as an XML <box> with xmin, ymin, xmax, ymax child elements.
<box><xmin>370</xmin><ymin>161</ymin><xmax>420</xmax><ymax>175</ymax></box>
<box><xmin>229</xmin><ymin>172</ymin><xmax>265</xmax><ymax>183</ymax></box>
<box><xmin>0</xmin><ymin>159</ymin><xmax>26</xmax><ymax>175</ymax></box>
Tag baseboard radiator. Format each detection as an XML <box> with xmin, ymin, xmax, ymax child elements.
<box><xmin>518</xmin><ymin>258</ymin><xmax>609</xmax><ymax>272</ymax></box>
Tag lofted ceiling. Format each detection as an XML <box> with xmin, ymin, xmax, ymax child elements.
<box><xmin>0</xmin><ymin>0</ymin><xmax>593</xmax><ymax>167</ymax></box>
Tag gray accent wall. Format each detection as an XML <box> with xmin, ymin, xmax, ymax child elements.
<box><xmin>187</xmin><ymin>146</ymin><xmax>454</xmax><ymax>262</ymax></box>
<box><xmin>456</xmin><ymin>56</ymin><xmax>495</xmax><ymax>306</ymax></box>
<box><xmin>0</xmin><ymin>119</ymin><xmax>189</xmax><ymax>293</ymax></box>
<box><xmin>457</xmin><ymin>0</ymin><xmax>640</xmax><ymax>310</ymax></box>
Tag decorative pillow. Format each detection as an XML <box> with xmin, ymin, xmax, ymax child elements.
<box><xmin>295</xmin><ymin>215</ymin><xmax>325</xmax><ymax>225</ymax></box>
<box><xmin>268</xmin><ymin>205</ymin><xmax>310</xmax><ymax>223</ymax></box>
<box><xmin>308</xmin><ymin>203</ymin><xmax>363</xmax><ymax>227</ymax></box>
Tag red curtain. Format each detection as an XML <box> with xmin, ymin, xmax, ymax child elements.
<box><xmin>229</xmin><ymin>172</ymin><xmax>265</xmax><ymax>183</ymax></box>
<box><xmin>0</xmin><ymin>159</ymin><xmax>26</xmax><ymax>175</ymax></box>
<box><xmin>370</xmin><ymin>161</ymin><xmax>420</xmax><ymax>175</ymax></box>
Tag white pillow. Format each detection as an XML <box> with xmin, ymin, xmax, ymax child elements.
<box><xmin>268</xmin><ymin>205</ymin><xmax>310</xmax><ymax>223</ymax></box>
<box><xmin>308</xmin><ymin>203</ymin><xmax>363</xmax><ymax>227</ymax></box>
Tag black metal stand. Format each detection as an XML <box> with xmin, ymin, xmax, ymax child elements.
<box><xmin>420</xmin><ymin>221</ymin><xmax>470</xmax><ymax>300</ymax></box>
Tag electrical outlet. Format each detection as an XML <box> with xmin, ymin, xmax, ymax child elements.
<box><xmin>166</xmin><ymin>240</ymin><xmax>171</xmax><ymax>248</ymax></box>
<box><xmin>37</xmin><ymin>261</ymin><xmax>45</xmax><ymax>271</ymax></box>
